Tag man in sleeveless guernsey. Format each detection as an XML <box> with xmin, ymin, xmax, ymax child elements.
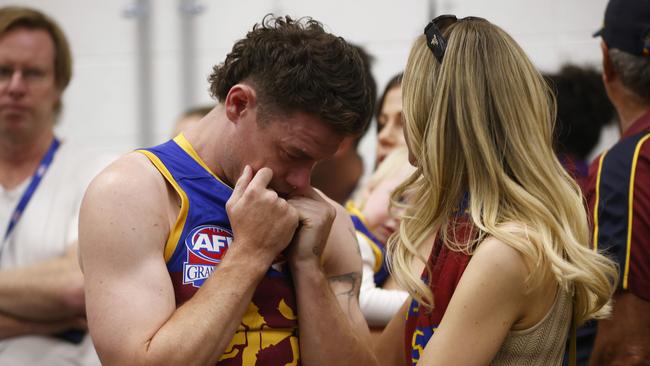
<box><xmin>586</xmin><ymin>0</ymin><xmax>650</xmax><ymax>363</ymax></box>
<box><xmin>79</xmin><ymin>15</ymin><xmax>378</xmax><ymax>366</ymax></box>
<box><xmin>0</xmin><ymin>7</ymin><xmax>103</xmax><ymax>365</ymax></box>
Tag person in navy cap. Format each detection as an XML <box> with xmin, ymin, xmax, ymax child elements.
<box><xmin>587</xmin><ymin>0</ymin><xmax>650</xmax><ymax>364</ymax></box>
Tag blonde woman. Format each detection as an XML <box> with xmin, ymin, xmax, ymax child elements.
<box><xmin>376</xmin><ymin>16</ymin><xmax>618</xmax><ymax>365</ymax></box>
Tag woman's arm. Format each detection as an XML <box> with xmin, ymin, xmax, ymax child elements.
<box><xmin>375</xmin><ymin>300</ymin><xmax>409</xmax><ymax>366</ymax></box>
<box><xmin>418</xmin><ymin>238</ymin><xmax>530</xmax><ymax>365</ymax></box>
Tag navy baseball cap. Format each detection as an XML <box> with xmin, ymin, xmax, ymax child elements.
<box><xmin>594</xmin><ymin>0</ymin><xmax>650</xmax><ymax>57</ymax></box>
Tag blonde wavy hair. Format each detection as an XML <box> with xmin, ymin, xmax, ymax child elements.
<box><xmin>387</xmin><ymin>18</ymin><xmax>617</xmax><ymax>325</ymax></box>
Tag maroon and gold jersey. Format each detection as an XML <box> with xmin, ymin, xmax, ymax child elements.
<box><xmin>139</xmin><ymin>134</ymin><xmax>300</xmax><ymax>365</ymax></box>
<box><xmin>586</xmin><ymin>111</ymin><xmax>650</xmax><ymax>300</ymax></box>
<box><xmin>404</xmin><ymin>219</ymin><xmax>474</xmax><ymax>366</ymax></box>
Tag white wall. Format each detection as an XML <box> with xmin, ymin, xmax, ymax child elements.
<box><xmin>4</xmin><ymin>0</ymin><xmax>616</xmax><ymax>170</ymax></box>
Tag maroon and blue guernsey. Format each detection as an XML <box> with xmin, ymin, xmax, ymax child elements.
<box><xmin>138</xmin><ymin>134</ymin><xmax>300</xmax><ymax>365</ymax></box>
<box><xmin>574</xmin><ymin>111</ymin><xmax>650</xmax><ymax>363</ymax></box>
<box><xmin>404</xmin><ymin>218</ymin><xmax>474</xmax><ymax>366</ymax></box>
<box><xmin>586</xmin><ymin>111</ymin><xmax>650</xmax><ymax>301</ymax></box>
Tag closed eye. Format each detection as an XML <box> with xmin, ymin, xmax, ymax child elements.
<box><xmin>0</xmin><ymin>66</ymin><xmax>13</xmax><ymax>79</ymax></box>
<box><xmin>282</xmin><ymin>147</ymin><xmax>313</xmax><ymax>162</ymax></box>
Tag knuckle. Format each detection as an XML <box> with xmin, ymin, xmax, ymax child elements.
<box><xmin>226</xmin><ymin>199</ymin><xmax>240</xmax><ymax>214</ymax></box>
<box><xmin>242</xmin><ymin>186</ymin><xmax>257</xmax><ymax>200</ymax></box>
<box><xmin>263</xmin><ymin>190</ymin><xmax>277</xmax><ymax>204</ymax></box>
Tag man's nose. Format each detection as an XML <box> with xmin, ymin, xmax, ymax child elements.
<box><xmin>287</xmin><ymin>166</ymin><xmax>312</xmax><ymax>192</ymax></box>
<box><xmin>5</xmin><ymin>71</ymin><xmax>27</xmax><ymax>97</ymax></box>
<box><xmin>378</xmin><ymin>121</ymin><xmax>396</xmax><ymax>146</ymax></box>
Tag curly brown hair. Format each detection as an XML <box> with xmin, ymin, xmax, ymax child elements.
<box><xmin>209</xmin><ymin>15</ymin><xmax>372</xmax><ymax>136</ymax></box>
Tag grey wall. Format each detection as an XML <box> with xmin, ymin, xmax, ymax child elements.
<box><xmin>4</xmin><ymin>0</ymin><xmax>616</xmax><ymax>175</ymax></box>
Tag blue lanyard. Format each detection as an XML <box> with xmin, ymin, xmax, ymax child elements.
<box><xmin>4</xmin><ymin>138</ymin><xmax>61</xmax><ymax>241</ymax></box>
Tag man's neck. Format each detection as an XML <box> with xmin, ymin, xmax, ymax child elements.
<box><xmin>0</xmin><ymin>130</ymin><xmax>55</xmax><ymax>190</ymax></box>
<box><xmin>610</xmin><ymin>85</ymin><xmax>650</xmax><ymax>134</ymax></box>
<box><xmin>617</xmin><ymin>105</ymin><xmax>649</xmax><ymax>135</ymax></box>
<box><xmin>181</xmin><ymin>113</ymin><xmax>233</xmax><ymax>187</ymax></box>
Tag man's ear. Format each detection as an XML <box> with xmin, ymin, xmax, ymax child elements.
<box><xmin>601</xmin><ymin>41</ymin><xmax>616</xmax><ymax>83</ymax></box>
<box><xmin>224</xmin><ymin>84</ymin><xmax>258</xmax><ymax>123</ymax></box>
<box><xmin>333</xmin><ymin>136</ymin><xmax>355</xmax><ymax>158</ymax></box>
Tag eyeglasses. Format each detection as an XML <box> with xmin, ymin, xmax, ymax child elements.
<box><xmin>424</xmin><ymin>15</ymin><xmax>485</xmax><ymax>63</ymax></box>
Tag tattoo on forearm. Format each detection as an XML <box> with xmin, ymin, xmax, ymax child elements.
<box><xmin>328</xmin><ymin>272</ymin><xmax>361</xmax><ymax>314</ymax></box>
<box><xmin>312</xmin><ymin>245</ymin><xmax>321</xmax><ymax>256</ymax></box>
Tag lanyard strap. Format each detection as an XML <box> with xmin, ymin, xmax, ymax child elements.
<box><xmin>4</xmin><ymin>138</ymin><xmax>61</xmax><ymax>241</ymax></box>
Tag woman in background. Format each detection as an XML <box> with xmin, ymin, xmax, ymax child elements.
<box><xmin>376</xmin><ymin>73</ymin><xmax>406</xmax><ymax>166</ymax></box>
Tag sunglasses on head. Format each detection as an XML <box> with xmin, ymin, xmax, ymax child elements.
<box><xmin>424</xmin><ymin>15</ymin><xmax>485</xmax><ymax>63</ymax></box>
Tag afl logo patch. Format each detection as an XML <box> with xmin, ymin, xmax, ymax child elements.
<box><xmin>185</xmin><ymin>225</ymin><xmax>232</xmax><ymax>263</ymax></box>
<box><xmin>183</xmin><ymin>225</ymin><xmax>233</xmax><ymax>288</ymax></box>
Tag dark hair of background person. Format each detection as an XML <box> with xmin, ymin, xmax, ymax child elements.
<box><xmin>208</xmin><ymin>14</ymin><xmax>373</xmax><ymax>137</ymax></box>
<box><xmin>376</xmin><ymin>72</ymin><xmax>403</xmax><ymax>133</ymax></box>
<box><xmin>351</xmin><ymin>44</ymin><xmax>377</xmax><ymax>147</ymax></box>
<box><xmin>0</xmin><ymin>6</ymin><xmax>73</xmax><ymax>114</ymax></box>
<box><xmin>608</xmin><ymin>48</ymin><xmax>650</xmax><ymax>103</ymax></box>
<box><xmin>545</xmin><ymin>65</ymin><xmax>616</xmax><ymax>160</ymax></box>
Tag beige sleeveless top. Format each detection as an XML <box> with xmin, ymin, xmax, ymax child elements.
<box><xmin>491</xmin><ymin>288</ymin><xmax>572</xmax><ymax>366</ymax></box>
